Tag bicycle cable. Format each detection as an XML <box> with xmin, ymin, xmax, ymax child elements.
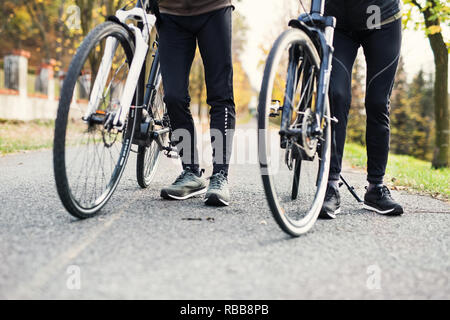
<box><xmin>123</xmin><ymin>0</ymin><xmax>137</xmax><ymax>10</ymax></box>
<box><xmin>139</xmin><ymin>0</ymin><xmax>152</xmax><ymax>39</ymax></box>
<box><xmin>298</xmin><ymin>0</ymin><xmax>316</xmax><ymax>27</ymax></box>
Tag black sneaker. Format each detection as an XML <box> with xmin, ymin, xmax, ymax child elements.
<box><xmin>363</xmin><ymin>185</ymin><xmax>404</xmax><ymax>215</ymax></box>
<box><xmin>319</xmin><ymin>184</ymin><xmax>341</xmax><ymax>219</ymax></box>
<box><xmin>204</xmin><ymin>171</ymin><xmax>230</xmax><ymax>207</ymax></box>
<box><xmin>161</xmin><ymin>168</ymin><xmax>207</xmax><ymax>200</ymax></box>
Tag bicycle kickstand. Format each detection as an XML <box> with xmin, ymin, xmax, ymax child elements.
<box><xmin>339</xmin><ymin>175</ymin><xmax>364</xmax><ymax>203</ymax></box>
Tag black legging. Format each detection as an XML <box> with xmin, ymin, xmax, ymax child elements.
<box><xmin>158</xmin><ymin>7</ymin><xmax>236</xmax><ymax>175</ymax></box>
<box><xmin>329</xmin><ymin>19</ymin><xmax>402</xmax><ymax>184</ymax></box>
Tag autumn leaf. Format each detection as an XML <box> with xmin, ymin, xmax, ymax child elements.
<box><xmin>427</xmin><ymin>25</ymin><xmax>442</xmax><ymax>35</ymax></box>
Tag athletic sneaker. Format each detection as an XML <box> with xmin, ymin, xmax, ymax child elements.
<box><xmin>319</xmin><ymin>184</ymin><xmax>341</xmax><ymax>219</ymax></box>
<box><xmin>161</xmin><ymin>168</ymin><xmax>207</xmax><ymax>200</ymax></box>
<box><xmin>363</xmin><ymin>185</ymin><xmax>404</xmax><ymax>215</ymax></box>
<box><xmin>204</xmin><ymin>171</ymin><xmax>230</xmax><ymax>207</ymax></box>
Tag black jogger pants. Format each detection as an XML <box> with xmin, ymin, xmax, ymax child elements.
<box><xmin>158</xmin><ymin>7</ymin><xmax>236</xmax><ymax>175</ymax></box>
<box><xmin>329</xmin><ymin>19</ymin><xmax>402</xmax><ymax>184</ymax></box>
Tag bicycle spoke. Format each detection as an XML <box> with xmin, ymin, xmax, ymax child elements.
<box><xmin>55</xmin><ymin>25</ymin><xmax>136</xmax><ymax>217</ymax></box>
<box><xmin>258</xmin><ymin>28</ymin><xmax>331</xmax><ymax>236</ymax></box>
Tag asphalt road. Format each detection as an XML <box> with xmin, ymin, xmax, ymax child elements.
<box><xmin>0</xmin><ymin>121</ymin><xmax>449</xmax><ymax>299</ymax></box>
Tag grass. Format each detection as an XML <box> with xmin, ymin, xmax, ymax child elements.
<box><xmin>344</xmin><ymin>142</ymin><xmax>450</xmax><ymax>200</ymax></box>
<box><xmin>0</xmin><ymin>119</ymin><xmax>55</xmax><ymax>155</ymax></box>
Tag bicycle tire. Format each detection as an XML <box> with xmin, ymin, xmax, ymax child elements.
<box><xmin>54</xmin><ymin>22</ymin><xmax>137</xmax><ymax>219</ymax></box>
<box><xmin>258</xmin><ymin>28</ymin><xmax>331</xmax><ymax>237</ymax></box>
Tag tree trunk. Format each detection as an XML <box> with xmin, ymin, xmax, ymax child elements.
<box><xmin>422</xmin><ymin>5</ymin><xmax>450</xmax><ymax>168</ymax></box>
<box><xmin>430</xmin><ymin>36</ymin><xmax>449</xmax><ymax>168</ymax></box>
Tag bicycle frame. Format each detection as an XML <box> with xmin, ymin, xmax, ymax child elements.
<box><xmin>83</xmin><ymin>1</ymin><xmax>157</xmax><ymax>132</ymax></box>
<box><xmin>280</xmin><ymin>0</ymin><xmax>336</xmax><ymax>137</ymax></box>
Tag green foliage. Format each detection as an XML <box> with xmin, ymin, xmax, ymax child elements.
<box><xmin>403</xmin><ymin>0</ymin><xmax>449</xmax><ymax>168</ymax></box>
<box><xmin>403</xmin><ymin>0</ymin><xmax>449</xmax><ymax>36</ymax></box>
<box><xmin>0</xmin><ymin>0</ymin><xmax>128</xmax><ymax>67</ymax></box>
<box><xmin>390</xmin><ymin>66</ymin><xmax>435</xmax><ymax>161</ymax></box>
<box><xmin>0</xmin><ymin>0</ymin><xmax>254</xmax><ymax>117</ymax></box>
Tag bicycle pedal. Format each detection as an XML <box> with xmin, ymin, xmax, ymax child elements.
<box><xmin>269</xmin><ymin>100</ymin><xmax>283</xmax><ymax>117</ymax></box>
<box><xmin>165</xmin><ymin>151</ymin><xmax>179</xmax><ymax>159</ymax></box>
<box><xmin>324</xmin><ymin>115</ymin><xmax>338</xmax><ymax>123</ymax></box>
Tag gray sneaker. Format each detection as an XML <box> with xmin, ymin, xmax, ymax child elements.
<box><xmin>161</xmin><ymin>168</ymin><xmax>207</xmax><ymax>200</ymax></box>
<box><xmin>204</xmin><ymin>171</ymin><xmax>230</xmax><ymax>206</ymax></box>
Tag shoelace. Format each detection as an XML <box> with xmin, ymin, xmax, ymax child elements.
<box><xmin>173</xmin><ymin>168</ymin><xmax>204</xmax><ymax>185</ymax></box>
<box><xmin>380</xmin><ymin>186</ymin><xmax>393</xmax><ymax>200</ymax></box>
<box><xmin>173</xmin><ymin>170</ymin><xmax>195</xmax><ymax>185</ymax></box>
<box><xmin>208</xmin><ymin>172</ymin><xmax>227</xmax><ymax>190</ymax></box>
<box><xmin>366</xmin><ymin>185</ymin><xmax>393</xmax><ymax>200</ymax></box>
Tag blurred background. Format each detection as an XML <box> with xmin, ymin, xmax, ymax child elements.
<box><xmin>0</xmin><ymin>0</ymin><xmax>448</xmax><ymax>196</ymax></box>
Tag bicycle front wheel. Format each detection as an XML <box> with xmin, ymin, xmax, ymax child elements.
<box><xmin>258</xmin><ymin>28</ymin><xmax>331</xmax><ymax>237</ymax></box>
<box><xmin>53</xmin><ymin>22</ymin><xmax>137</xmax><ymax>219</ymax></box>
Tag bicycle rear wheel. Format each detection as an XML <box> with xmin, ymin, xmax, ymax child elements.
<box><xmin>258</xmin><ymin>28</ymin><xmax>331</xmax><ymax>236</ymax></box>
<box><xmin>53</xmin><ymin>22</ymin><xmax>137</xmax><ymax>219</ymax></box>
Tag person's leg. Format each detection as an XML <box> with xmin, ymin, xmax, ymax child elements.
<box><xmin>360</xmin><ymin>19</ymin><xmax>403</xmax><ymax>216</ymax></box>
<box><xmin>196</xmin><ymin>7</ymin><xmax>236</xmax><ymax>176</ymax></box>
<box><xmin>328</xmin><ymin>29</ymin><xmax>360</xmax><ymax>182</ymax></box>
<box><xmin>361</xmin><ymin>19</ymin><xmax>402</xmax><ymax>185</ymax></box>
<box><xmin>158</xmin><ymin>14</ymin><xmax>199</xmax><ymax>173</ymax></box>
<box><xmin>158</xmin><ymin>14</ymin><xmax>208</xmax><ymax>201</ymax></box>
<box><xmin>320</xmin><ymin>29</ymin><xmax>359</xmax><ymax>219</ymax></box>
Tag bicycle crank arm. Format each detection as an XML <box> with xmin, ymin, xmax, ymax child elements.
<box><xmin>155</xmin><ymin>140</ymin><xmax>179</xmax><ymax>159</ymax></box>
<box><xmin>165</xmin><ymin>151</ymin><xmax>180</xmax><ymax>159</ymax></box>
<box><xmin>323</xmin><ymin>114</ymin><xmax>338</xmax><ymax>123</ymax></box>
<box><xmin>151</xmin><ymin>128</ymin><xmax>171</xmax><ymax>150</ymax></box>
<box><xmin>280</xmin><ymin>128</ymin><xmax>303</xmax><ymax>138</ymax></box>
<box><xmin>152</xmin><ymin>127</ymin><xmax>171</xmax><ymax>137</ymax></box>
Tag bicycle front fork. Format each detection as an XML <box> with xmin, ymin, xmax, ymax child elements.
<box><xmin>84</xmin><ymin>7</ymin><xmax>157</xmax><ymax>131</ymax></box>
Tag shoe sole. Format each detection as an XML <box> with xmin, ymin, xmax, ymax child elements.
<box><xmin>161</xmin><ymin>188</ymin><xmax>207</xmax><ymax>200</ymax></box>
<box><xmin>318</xmin><ymin>207</ymin><xmax>341</xmax><ymax>220</ymax></box>
<box><xmin>363</xmin><ymin>203</ymin><xmax>403</xmax><ymax>215</ymax></box>
<box><xmin>204</xmin><ymin>193</ymin><xmax>229</xmax><ymax>207</ymax></box>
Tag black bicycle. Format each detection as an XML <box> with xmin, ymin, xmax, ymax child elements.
<box><xmin>53</xmin><ymin>0</ymin><xmax>175</xmax><ymax>219</ymax></box>
<box><xmin>258</xmin><ymin>0</ymin><xmax>337</xmax><ymax>236</ymax></box>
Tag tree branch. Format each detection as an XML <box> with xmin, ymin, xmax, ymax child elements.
<box><xmin>411</xmin><ymin>0</ymin><xmax>423</xmax><ymax>10</ymax></box>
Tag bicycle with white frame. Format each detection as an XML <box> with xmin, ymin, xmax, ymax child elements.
<box><xmin>53</xmin><ymin>0</ymin><xmax>173</xmax><ymax>219</ymax></box>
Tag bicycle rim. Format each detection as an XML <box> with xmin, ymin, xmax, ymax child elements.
<box><xmin>258</xmin><ymin>28</ymin><xmax>331</xmax><ymax>236</ymax></box>
<box><xmin>54</xmin><ymin>22</ymin><xmax>137</xmax><ymax>218</ymax></box>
